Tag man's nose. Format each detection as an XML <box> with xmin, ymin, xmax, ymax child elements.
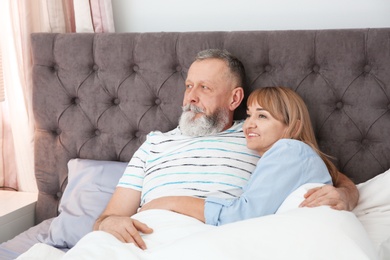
<box><xmin>185</xmin><ymin>87</ymin><xmax>199</xmax><ymax>104</ymax></box>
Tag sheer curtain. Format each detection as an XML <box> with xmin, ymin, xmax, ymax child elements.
<box><xmin>0</xmin><ymin>0</ymin><xmax>115</xmax><ymax>192</ymax></box>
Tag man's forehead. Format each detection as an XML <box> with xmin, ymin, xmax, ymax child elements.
<box><xmin>186</xmin><ymin>59</ymin><xmax>229</xmax><ymax>81</ymax></box>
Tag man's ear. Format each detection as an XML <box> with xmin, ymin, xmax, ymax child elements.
<box><xmin>229</xmin><ymin>87</ymin><xmax>244</xmax><ymax>111</ymax></box>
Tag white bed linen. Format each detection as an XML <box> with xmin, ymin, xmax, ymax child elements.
<box><xmin>17</xmin><ymin>207</ymin><xmax>378</xmax><ymax>260</ymax></box>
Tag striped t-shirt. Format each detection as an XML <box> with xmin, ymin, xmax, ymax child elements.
<box><xmin>117</xmin><ymin>121</ymin><xmax>260</xmax><ymax>206</ymax></box>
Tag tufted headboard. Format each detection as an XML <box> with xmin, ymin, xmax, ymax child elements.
<box><xmin>31</xmin><ymin>29</ymin><xmax>390</xmax><ymax>224</ymax></box>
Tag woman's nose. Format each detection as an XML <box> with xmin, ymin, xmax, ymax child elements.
<box><xmin>243</xmin><ymin>116</ymin><xmax>255</xmax><ymax>129</ymax></box>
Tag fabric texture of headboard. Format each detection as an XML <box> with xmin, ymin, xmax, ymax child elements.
<box><xmin>31</xmin><ymin>28</ymin><xmax>390</xmax><ymax>224</ymax></box>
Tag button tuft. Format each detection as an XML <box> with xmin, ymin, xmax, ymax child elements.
<box><xmin>361</xmin><ymin>138</ymin><xmax>370</xmax><ymax>147</ymax></box>
<box><xmin>336</xmin><ymin>101</ymin><xmax>343</xmax><ymax>109</ymax></box>
<box><xmin>72</xmin><ymin>97</ymin><xmax>80</xmax><ymax>105</ymax></box>
<box><xmin>364</xmin><ymin>65</ymin><xmax>371</xmax><ymax>73</ymax></box>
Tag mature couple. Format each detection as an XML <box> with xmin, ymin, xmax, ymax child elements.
<box><xmin>94</xmin><ymin>49</ymin><xmax>359</xmax><ymax>250</ymax></box>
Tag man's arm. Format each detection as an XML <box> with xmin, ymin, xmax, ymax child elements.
<box><xmin>299</xmin><ymin>171</ymin><xmax>359</xmax><ymax>211</ymax></box>
<box><xmin>140</xmin><ymin>196</ymin><xmax>205</xmax><ymax>222</ymax></box>
<box><xmin>94</xmin><ymin>187</ymin><xmax>153</xmax><ymax>249</ymax></box>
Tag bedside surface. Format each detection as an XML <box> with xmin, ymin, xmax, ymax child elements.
<box><xmin>0</xmin><ymin>191</ymin><xmax>38</xmax><ymax>243</ymax></box>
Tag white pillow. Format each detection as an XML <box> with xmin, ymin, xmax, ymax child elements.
<box><xmin>353</xmin><ymin>168</ymin><xmax>390</xmax><ymax>258</ymax></box>
<box><xmin>37</xmin><ymin>159</ymin><xmax>127</xmax><ymax>248</ymax></box>
<box><xmin>379</xmin><ymin>236</ymin><xmax>390</xmax><ymax>260</ymax></box>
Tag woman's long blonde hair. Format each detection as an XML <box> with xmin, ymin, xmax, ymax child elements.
<box><xmin>247</xmin><ymin>87</ymin><xmax>339</xmax><ymax>182</ymax></box>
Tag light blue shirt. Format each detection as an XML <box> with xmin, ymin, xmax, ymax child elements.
<box><xmin>204</xmin><ymin>139</ymin><xmax>332</xmax><ymax>226</ymax></box>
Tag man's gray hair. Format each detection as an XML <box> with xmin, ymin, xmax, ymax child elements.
<box><xmin>195</xmin><ymin>49</ymin><xmax>246</xmax><ymax>87</ymax></box>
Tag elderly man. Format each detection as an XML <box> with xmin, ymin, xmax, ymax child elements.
<box><xmin>94</xmin><ymin>49</ymin><xmax>358</xmax><ymax>250</ymax></box>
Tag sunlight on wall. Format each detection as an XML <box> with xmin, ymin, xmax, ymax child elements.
<box><xmin>112</xmin><ymin>0</ymin><xmax>390</xmax><ymax>32</ymax></box>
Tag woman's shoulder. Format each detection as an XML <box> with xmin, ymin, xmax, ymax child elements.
<box><xmin>270</xmin><ymin>139</ymin><xmax>318</xmax><ymax>157</ymax></box>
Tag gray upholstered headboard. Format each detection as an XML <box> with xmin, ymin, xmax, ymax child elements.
<box><xmin>31</xmin><ymin>29</ymin><xmax>390</xmax><ymax>224</ymax></box>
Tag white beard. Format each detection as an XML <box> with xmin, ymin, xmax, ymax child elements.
<box><xmin>178</xmin><ymin>104</ymin><xmax>229</xmax><ymax>137</ymax></box>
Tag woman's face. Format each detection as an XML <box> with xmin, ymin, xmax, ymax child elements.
<box><xmin>243</xmin><ymin>102</ymin><xmax>288</xmax><ymax>156</ymax></box>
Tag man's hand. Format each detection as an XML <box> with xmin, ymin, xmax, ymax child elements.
<box><xmin>97</xmin><ymin>215</ymin><xmax>153</xmax><ymax>250</ymax></box>
<box><xmin>299</xmin><ymin>185</ymin><xmax>350</xmax><ymax>210</ymax></box>
<box><xmin>300</xmin><ymin>171</ymin><xmax>359</xmax><ymax>211</ymax></box>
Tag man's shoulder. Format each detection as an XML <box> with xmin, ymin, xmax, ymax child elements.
<box><xmin>142</xmin><ymin>127</ymin><xmax>182</xmax><ymax>145</ymax></box>
<box><xmin>226</xmin><ymin>120</ymin><xmax>244</xmax><ymax>132</ymax></box>
<box><xmin>233</xmin><ymin>120</ymin><xmax>244</xmax><ymax>127</ymax></box>
<box><xmin>145</xmin><ymin>122</ymin><xmax>245</xmax><ymax>142</ymax></box>
<box><xmin>150</xmin><ymin>122</ymin><xmax>244</xmax><ymax>137</ymax></box>
<box><xmin>148</xmin><ymin>127</ymin><xmax>180</xmax><ymax>137</ymax></box>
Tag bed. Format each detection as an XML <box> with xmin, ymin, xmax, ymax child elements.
<box><xmin>1</xmin><ymin>28</ymin><xmax>389</xmax><ymax>259</ymax></box>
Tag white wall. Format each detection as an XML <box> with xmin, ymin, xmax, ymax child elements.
<box><xmin>112</xmin><ymin>0</ymin><xmax>390</xmax><ymax>32</ymax></box>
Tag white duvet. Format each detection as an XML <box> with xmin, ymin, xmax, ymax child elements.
<box><xmin>18</xmin><ymin>206</ymin><xmax>378</xmax><ymax>260</ymax></box>
<box><xmin>18</xmin><ymin>183</ymin><xmax>382</xmax><ymax>259</ymax></box>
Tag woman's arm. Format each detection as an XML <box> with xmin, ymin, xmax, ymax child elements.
<box><xmin>202</xmin><ymin>140</ymin><xmax>332</xmax><ymax>226</ymax></box>
<box><xmin>142</xmin><ymin>140</ymin><xmax>332</xmax><ymax>226</ymax></box>
<box><xmin>141</xmin><ymin>171</ymin><xmax>359</xmax><ymax>223</ymax></box>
